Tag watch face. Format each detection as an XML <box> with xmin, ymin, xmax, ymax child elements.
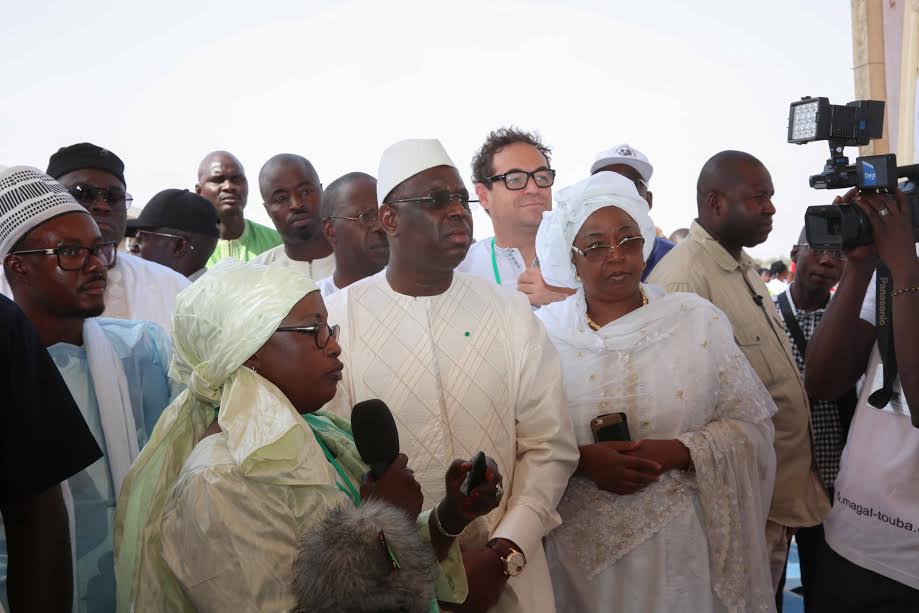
<box><xmin>505</xmin><ymin>551</ymin><xmax>526</xmax><ymax>577</ymax></box>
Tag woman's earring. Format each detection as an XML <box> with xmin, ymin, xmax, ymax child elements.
<box><xmin>575</xmin><ymin>272</ymin><xmax>581</xmax><ymax>282</ymax></box>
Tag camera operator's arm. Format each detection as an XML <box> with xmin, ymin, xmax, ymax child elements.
<box><xmin>805</xmin><ymin>192</ymin><xmax>876</xmax><ymax>400</ymax></box>
<box><xmin>855</xmin><ymin>190</ymin><xmax>919</xmax><ymax>420</ymax></box>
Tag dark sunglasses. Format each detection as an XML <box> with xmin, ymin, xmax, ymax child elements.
<box><xmin>68</xmin><ymin>184</ymin><xmax>133</xmax><ymax>211</ymax></box>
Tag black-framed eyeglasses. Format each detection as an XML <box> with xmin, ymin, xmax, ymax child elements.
<box><xmin>796</xmin><ymin>244</ymin><xmax>846</xmax><ymax>261</ymax></box>
<box><xmin>326</xmin><ymin>209</ymin><xmax>380</xmax><ymax>226</ymax></box>
<box><xmin>275</xmin><ymin>323</ymin><xmax>340</xmax><ymax>349</ymax></box>
<box><xmin>571</xmin><ymin>236</ymin><xmax>645</xmax><ymax>262</ymax></box>
<box><xmin>386</xmin><ymin>189</ymin><xmax>473</xmax><ymax>211</ymax></box>
<box><xmin>485</xmin><ymin>169</ymin><xmax>556</xmax><ymax>191</ymax></box>
<box><xmin>68</xmin><ymin>184</ymin><xmax>133</xmax><ymax>211</ymax></box>
<box><xmin>8</xmin><ymin>241</ymin><xmax>118</xmax><ymax>270</ymax></box>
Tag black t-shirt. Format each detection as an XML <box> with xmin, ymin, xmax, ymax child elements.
<box><xmin>0</xmin><ymin>295</ymin><xmax>102</xmax><ymax>504</ymax></box>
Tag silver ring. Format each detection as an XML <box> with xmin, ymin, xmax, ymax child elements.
<box><xmin>879</xmin><ymin>207</ymin><xmax>891</xmax><ymax>217</ymax></box>
<box><xmin>495</xmin><ymin>483</ymin><xmax>504</xmax><ymax>500</ymax></box>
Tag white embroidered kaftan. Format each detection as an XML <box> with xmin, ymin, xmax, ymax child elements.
<box><xmin>536</xmin><ymin>286</ymin><xmax>777</xmax><ymax>613</ymax></box>
<box><xmin>325</xmin><ymin>270</ymin><xmax>579</xmax><ymax>613</ymax></box>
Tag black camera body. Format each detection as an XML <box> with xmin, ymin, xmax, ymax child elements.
<box><xmin>787</xmin><ymin>96</ymin><xmax>919</xmax><ymax>249</ymax></box>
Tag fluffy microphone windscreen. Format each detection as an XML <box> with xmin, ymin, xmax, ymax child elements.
<box><xmin>351</xmin><ymin>399</ymin><xmax>400</xmax><ymax>472</ymax></box>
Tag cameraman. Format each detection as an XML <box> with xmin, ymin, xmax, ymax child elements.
<box><xmin>805</xmin><ymin>188</ymin><xmax>919</xmax><ymax>611</ymax></box>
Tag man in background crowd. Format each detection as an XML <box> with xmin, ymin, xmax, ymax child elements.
<box><xmin>457</xmin><ymin>127</ymin><xmax>572</xmax><ymax>307</ymax></box>
<box><xmin>196</xmin><ymin>150</ymin><xmax>282</xmax><ymax>264</ymax></box>
<box><xmin>590</xmin><ymin>143</ymin><xmax>673</xmax><ymax>280</ymax></box>
<box><xmin>318</xmin><ymin>172</ymin><xmax>388</xmax><ymax>296</ymax></box>
<box><xmin>127</xmin><ymin>189</ymin><xmax>219</xmax><ymax>281</ymax></box>
<box><xmin>251</xmin><ymin>154</ymin><xmax>336</xmax><ymax>280</ymax></box>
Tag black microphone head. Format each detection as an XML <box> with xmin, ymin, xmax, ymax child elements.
<box><xmin>351</xmin><ymin>399</ymin><xmax>400</xmax><ymax>477</ymax></box>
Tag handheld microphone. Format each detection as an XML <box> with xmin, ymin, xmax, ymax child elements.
<box><xmin>351</xmin><ymin>399</ymin><xmax>400</xmax><ymax>480</ymax></box>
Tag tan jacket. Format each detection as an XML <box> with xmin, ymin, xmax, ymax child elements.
<box><xmin>648</xmin><ymin>221</ymin><xmax>830</xmax><ymax>527</ymax></box>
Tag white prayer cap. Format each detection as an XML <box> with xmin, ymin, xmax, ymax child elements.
<box><xmin>590</xmin><ymin>144</ymin><xmax>653</xmax><ymax>183</ymax></box>
<box><xmin>377</xmin><ymin>139</ymin><xmax>457</xmax><ymax>204</ymax></box>
<box><xmin>0</xmin><ymin>166</ymin><xmax>87</xmax><ymax>259</ymax></box>
<box><xmin>536</xmin><ymin>171</ymin><xmax>656</xmax><ymax>289</ymax></box>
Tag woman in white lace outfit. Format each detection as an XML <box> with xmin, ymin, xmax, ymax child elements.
<box><xmin>534</xmin><ymin>172</ymin><xmax>778</xmax><ymax>613</ymax></box>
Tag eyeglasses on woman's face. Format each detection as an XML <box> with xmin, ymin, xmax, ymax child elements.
<box><xmin>571</xmin><ymin>235</ymin><xmax>645</xmax><ymax>262</ymax></box>
<box><xmin>275</xmin><ymin>323</ymin><xmax>340</xmax><ymax>349</ymax></box>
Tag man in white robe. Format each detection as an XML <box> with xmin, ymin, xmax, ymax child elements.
<box><xmin>1</xmin><ymin>144</ymin><xmax>189</xmax><ymax>332</ymax></box>
<box><xmin>251</xmin><ymin>154</ymin><xmax>336</xmax><ymax>280</ymax></box>
<box><xmin>0</xmin><ymin>167</ymin><xmax>180</xmax><ymax>612</ymax></box>
<box><xmin>317</xmin><ymin>172</ymin><xmax>389</xmax><ymax>296</ymax></box>
<box><xmin>326</xmin><ymin>139</ymin><xmax>579</xmax><ymax>613</ymax></box>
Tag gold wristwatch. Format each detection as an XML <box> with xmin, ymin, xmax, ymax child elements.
<box><xmin>487</xmin><ymin>538</ymin><xmax>526</xmax><ymax>577</ymax></box>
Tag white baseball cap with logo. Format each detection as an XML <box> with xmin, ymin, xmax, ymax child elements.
<box><xmin>590</xmin><ymin>144</ymin><xmax>653</xmax><ymax>183</ymax></box>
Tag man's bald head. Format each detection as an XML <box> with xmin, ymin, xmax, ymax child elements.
<box><xmin>195</xmin><ymin>151</ymin><xmax>249</xmax><ymax>223</ymax></box>
<box><xmin>259</xmin><ymin>154</ymin><xmax>323</xmax><ymax>243</ymax></box>
<box><xmin>696</xmin><ymin>150</ymin><xmax>765</xmax><ymax>213</ymax></box>
<box><xmin>197</xmin><ymin>151</ymin><xmax>244</xmax><ymax>183</ymax></box>
<box><xmin>695</xmin><ymin>150</ymin><xmax>776</xmax><ymax>255</ymax></box>
<box><xmin>320</xmin><ymin>172</ymin><xmax>376</xmax><ymax>219</ymax></box>
<box><xmin>258</xmin><ymin>154</ymin><xmax>319</xmax><ymax>202</ymax></box>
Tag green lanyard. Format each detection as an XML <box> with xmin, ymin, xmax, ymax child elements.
<box><xmin>490</xmin><ymin>237</ymin><xmax>502</xmax><ymax>285</ymax></box>
<box><xmin>306</xmin><ymin>420</ymin><xmax>361</xmax><ymax>506</ymax></box>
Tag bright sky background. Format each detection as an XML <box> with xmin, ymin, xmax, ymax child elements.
<box><xmin>1</xmin><ymin>0</ymin><xmax>857</xmax><ymax>260</ymax></box>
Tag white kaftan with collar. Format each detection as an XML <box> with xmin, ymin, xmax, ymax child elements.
<box><xmin>536</xmin><ymin>286</ymin><xmax>777</xmax><ymax>613</ymax></box>
<box><xmin>250</xmin><ymin>245</ymin><xmax>336</xmax><ymax>281</ymax></box>
<box><xmin>325</xmin><ymin>270</ymin><xmax>579</xmax><ymax>613</ymax></box>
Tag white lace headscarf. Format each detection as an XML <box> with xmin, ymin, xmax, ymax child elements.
<box><xmin>536</xmin><ymin>171</ymin><xmax>655</xmax><ymax>289</ymax></box>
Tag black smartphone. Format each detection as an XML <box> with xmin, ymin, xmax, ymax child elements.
<box><xmin>461</xmin><ymin>451</ymin><xmax>487</xmax><ymax>496</ymax></box>
<box><xmin>591</xmin><ymin>413</ymin><xmax>631</xmax><ymax>442</ymax></box>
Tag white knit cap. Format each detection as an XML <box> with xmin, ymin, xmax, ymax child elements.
<box><xmin>377</xmin><ymin>139</ymin><xmax>457</xmax><ymax>204</ymax></box>
<box><xmin>0</xmin><ymin>166</ymin><xmax>87</xmax><ymax>259</ymax></box>
<box><xmin>590</xmin><ymin>144</ymin><xmax>654</xmax><ymax>182</ymax></box>
<box><xmin>536</xmin><ymin>171</ymin><xmax>656</xmax><ymax>289</ymax></box>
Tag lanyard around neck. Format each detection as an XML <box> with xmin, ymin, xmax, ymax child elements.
<box><xmin>490</xmin><ymin>237</ymin><xmax>502</xmax><ymax>285</ymax></box>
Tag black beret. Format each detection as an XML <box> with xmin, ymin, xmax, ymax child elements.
<box><xmin>47</xmin><ymin>142</ymin><xmax>126</xmax><ymax>187</ymax></box>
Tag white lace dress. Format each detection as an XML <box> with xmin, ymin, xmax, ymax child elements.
<box><xmin>536</xmin><ymin>286</ymin><xmax>778</xmax><ymax>613</ymax></box>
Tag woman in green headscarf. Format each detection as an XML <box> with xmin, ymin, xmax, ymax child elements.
<box><xmin>113</xmin><ymin>260</ymin><xmax>498</xmax><ymax>612</ymax></box>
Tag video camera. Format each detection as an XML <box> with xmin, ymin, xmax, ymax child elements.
<box><xmin>787</xmin><ymin>96</ymin><xmax>919</xmax><ymax>250</ymax></box>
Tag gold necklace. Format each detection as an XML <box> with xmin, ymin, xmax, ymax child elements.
<box><xmin>586</xmin><ymin>287</ymin><xmax>648</xmax><ymax>331</ymax></box>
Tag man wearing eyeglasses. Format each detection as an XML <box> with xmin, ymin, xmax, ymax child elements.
<box><xmin>0</xmin><ymin>143</ymin><xmax>189</xmax><ymax>333</ymax></box>
<box><xmin>590</xmin><ymin>144</ymin><xmax>675</xmax><ymax>281</ymax></box>
<box><xmin>250</xmin><ymin>154</ymin><xmax>336</xmax><ymax>281</ymax></box>
<box><xmin>458</xmin><ymin>128</ymin><xmax>573</xmax><ymax>308</ymax></box>
<box><xmin>326</xmin><ymin>139</ymin><xmax>578</xmax><ymax>613</ymax></box>
<box><xmin>126</xmin><ymin>189</ymin><xmax>220</xmax><ymax>282</ymax></box>
<box><xmin>318</xmin><ymin>172</ymin><xmax>388</xmax><ymax>296</ymax></box>
<box><xmin>771</xmin><ymin>227</ymin><xmax>850</xmax><ymax>609</ymax></box>
<box><xmin>648</xmin><ymin>151</ymin><xmax>830</xmax><ymax>605</ymax></box>
<box><xmin>0</xmin><ymin>166</ymin><xmax>181</xmax><ymax>613</ymax></box>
